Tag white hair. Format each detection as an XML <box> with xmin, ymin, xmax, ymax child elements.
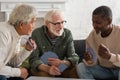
<box><xmin>44</xmin><ymin>9</ymin><xmax>65</xmax><ymax>24</ymax></box>
<box><xmin>8</xmin><ymin>3</ymin><xmax>37</xmax><ymax>27</ymax></box>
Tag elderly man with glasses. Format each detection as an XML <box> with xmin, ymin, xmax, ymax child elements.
<box><xmin>24</xmin><ymin>9</ymin><xmax>79</xmax><ymax>78</ymax></box>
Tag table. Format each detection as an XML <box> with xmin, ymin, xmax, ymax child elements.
<box><xmin>26</xmin><ymin>76</ymin><xmax>95</xmax><ymax>80</ymax></box>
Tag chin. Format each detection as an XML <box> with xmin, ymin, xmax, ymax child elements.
<box><xmin>55</xmin><ymin>31</ymin><xmax>63</xmax><ymax>36</ymax></box>
<box><xmin>25</xmin><ymin>33</ymin><xmax>30</xmax><ymax>35</ymax></box>
<box><xmin>54</xmin><ymin>33</ymin><xmax>60</xmax><ymax>36</ymax></box>
<box><xmin>56</xmin><ymin>30</ymin><xmax>63</xmax><ymax>36</ymax></box>
<box><xmin>95</xmin><ymin>30</ymin><xmax>100</xmax><ymax>34</ymax></box>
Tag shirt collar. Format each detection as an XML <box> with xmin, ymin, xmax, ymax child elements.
<box><xmin>8</xmin><ymin>23</ymin><xmax>21</xmax><ymax>40</ymax></box>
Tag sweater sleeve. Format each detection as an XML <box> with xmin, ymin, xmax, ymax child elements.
<box><xmin>0</xmin><ymin>66</ymin><xmax>21</xmax><ymax>77</ymax></box>
<box><xmin>65</xmin><ymin>30</ymin><xmax>79</xmax><ymax>66</ymax></box>
<box><xmin>9</xmin><ymin>48</ymin><xmax>31</xmax><ymax>67</ymax></box>
<box><xmin>109</xmin><ymin>53</ymin><xmax>120</xmax><ymax>67</ymax></box>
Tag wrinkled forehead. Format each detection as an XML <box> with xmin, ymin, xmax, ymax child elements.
<box><xmin>51</xmin><ymin>12</ymin><xmax>65</xmax><ymax>22</ymax></box>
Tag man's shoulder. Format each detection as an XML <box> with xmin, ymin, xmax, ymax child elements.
<box><xmin>87</xmin><ymin>29</ymin><xmax>96</xmax><ymax>36</ymax></box>
<box><xmin>0</xmin><ymin>22</ymin><xmax>9</xmax><ymax>30</ymax></box>
<box><xmin>112</xmin><ymin>24</ymin><xmax>120</xmax><ymax>33</ymax></box>
<box><xmin>64</xmin><ymin>28</ymin><xmax>71</xmax><ymax>33</ymax></box>
<box><xmin>0</xmin><ymin>22</ymin><xmax>12</xmax><ymax>34</ymax></box>
<box><xmin>32</xmin><ymin>25</ymin><xmax>45</xmax><ymax>33</ymax></box>
<box><xmin>113</xmin><ymin>24</ymin><xmax>120</xmax><ymax>29</ymax></box>
<box><xmin>86</xmin><ymin>29</ymin><xmax>97</xmax><ymax>41</ymax></box>
<box><xmin>62</xmin><ymin>28</ymin><xmax>73</xmax><ymax>40</ymax></box>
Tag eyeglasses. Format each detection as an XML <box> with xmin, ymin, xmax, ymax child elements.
<box><xmin>49</xmin><ymin>20</ymin><xmax>67</xmax><ymax>26</ymax></box>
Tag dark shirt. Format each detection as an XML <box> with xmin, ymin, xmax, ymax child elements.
<box><xmin>29</xmin><ymin>25</ymin><xmax>79</xmax><ymax>71</ymax></box>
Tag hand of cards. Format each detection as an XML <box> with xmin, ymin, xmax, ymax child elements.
<box><xmin>87</xmin><ymin>48</ymin><xmax>97</xmax><ymax>62</ymax></box>
<box><xmin>40</xmin><ymin>51</ymin><xmax>67</xmax><ymax>72</ymax></box>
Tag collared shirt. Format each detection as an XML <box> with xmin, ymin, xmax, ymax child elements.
<box><xmin>29</xmin><ymin>25</ymin><xmax>79</xmax><ymax>71</ymax></box>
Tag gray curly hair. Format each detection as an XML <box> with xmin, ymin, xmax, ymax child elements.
<box><xmin>8</xmin><ymin>3</ymin><xmax>37</xmax><ymax>27</ymax></box>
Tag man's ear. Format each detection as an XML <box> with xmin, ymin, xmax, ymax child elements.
<box><xmin>45</xmin><ymin>20</ymin><xmax>49</xmax><ymax>25</ymax></box>
<box><xmin>19</xmin><ymin>22</ymin><xmax>23</xmax><ymax>29</ymax></box>
<box><xmin>107</xmin><ymin>18</ymin><xmax>112</xmax><ymax>24</ymax></box>
<box><xmin>45</xmin><ymin>20</ymin><xmax>51</xmax><ymax>29</ymax></box>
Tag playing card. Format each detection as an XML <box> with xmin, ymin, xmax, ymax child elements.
<box><xmin>87</xmin><ymin>47</ymin><xmax>97</xmax><ymax>61</ymax></box>
<box><xmin>40</xmin><ymin>51</ymin><xmax>58</xmax><ymax>64</ymax></box>
<box><xmin>58</xmin><ymin>63</ymin><xmax>67</xmax><ymax>72</ymax></box>
<box><xmin>40</xmin><ymin>51</ymin><xmax>67</xmax><ymax>72</ymax></box>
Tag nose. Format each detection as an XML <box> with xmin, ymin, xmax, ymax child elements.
<box><xmin>93</xmin><ymin>22</ymin><xmax>98</xmax><ymax>29</ymax></box>
<box><xmin>31</xmin><ymin>23</ymin><xmax>35</xmax><ymax>29</ymax></box>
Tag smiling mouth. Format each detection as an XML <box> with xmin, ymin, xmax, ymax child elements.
<box><xmin>56</xmin><ymin>29</ymin><xmax>61</xmax><ymax>32</ymax></box>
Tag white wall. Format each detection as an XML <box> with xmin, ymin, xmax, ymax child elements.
<box><xmin>0</xmin><ymin>0</ymin><xmax>120</xmax><ymax>40</ymax></box>
<box><xmin>65</xmin><ymin>0</ymin><xmax>120</xmax><ymax>40</ymax></box>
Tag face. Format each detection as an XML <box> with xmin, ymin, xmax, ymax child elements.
<box><xmin>20</xmin><ymin>18</ymin><xmax>36</xmax><ymax>35</ymax></box>
<box><xmin>92</xmin><ymin>15</ymin><xmax>110</xmax><ymax>34</ymax></box>
<box><xmin>47</xmin><ymin>13</ymin><xmax>66</xmax><ymax>38</ymax></box>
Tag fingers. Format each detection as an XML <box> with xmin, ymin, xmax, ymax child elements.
<box><xmin>99</xmin><ymin>43</ymin><xmax>106</xmax><ymax>50</ymax></box>
<box><xmin>98</xmin><ymin>44</ymin><xmax>111</xmax><ymax>59</ymax></box>
<box><xmin>48</xmin><ymin>58</ymin><xmax>56</xmax><ymax>65</ymax></box>
<box><xmin>20</xmin><ymin>68</ymin><xmax>28</xmax><ymax>79</ymax></box>
<box><xmin>29</xmin><ymin>39</ymin><xmax>37</xmax><ymax>49</ymax></box>
<box><xmin>49</xmin><ymin>66</ymin><xmax>61</xmax><ymax>75</ymax></box>
<box><xmin>99</xmin><ymin>44</ymin><xmax>108</xmax><ymax>55</ymax></box>
<box><xmin>84</xmin><ymin>50</ymin><xmax>95</xmax><ymax>64</ymax></box>
<box><xmin>25</xmin><ymin>39</ymin><xmax>37</xmax><ymax>51</ymax></box>
<box><xmin>48</xmin><ymin>58</ymin><xmax>61</xmax><ymax>66</ymax></box>
<box><xmin>84</xmin><ymin>51</ymin><xmax>92</xmax><ymax>61</ymax></box>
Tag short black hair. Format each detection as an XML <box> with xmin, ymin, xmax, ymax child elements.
<box><xmin>92</xmin><ymin>5</ymin><xmax>112</xmax><ymax>19</ymax></box>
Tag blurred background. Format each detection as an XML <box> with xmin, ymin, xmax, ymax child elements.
<box><xmin>0</xmin><ymin>0</ymin><xmax>120</xmax><ymax>40</ymax></box>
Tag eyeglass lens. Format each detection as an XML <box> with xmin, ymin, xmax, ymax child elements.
<box><xmin>49</xmin><ymin>21</ymin><xmax>66</xmax><ymax>26</ymax></box>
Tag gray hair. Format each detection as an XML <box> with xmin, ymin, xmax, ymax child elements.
<box><xmin>8</xmin><ymin>3</ymin><xmax>37</xmax><ymax>27</ymax></box>
<box><xmin>44</xmin><ymin>9</ymin><xmax>65</xmax><ymax>24</ymax></box>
